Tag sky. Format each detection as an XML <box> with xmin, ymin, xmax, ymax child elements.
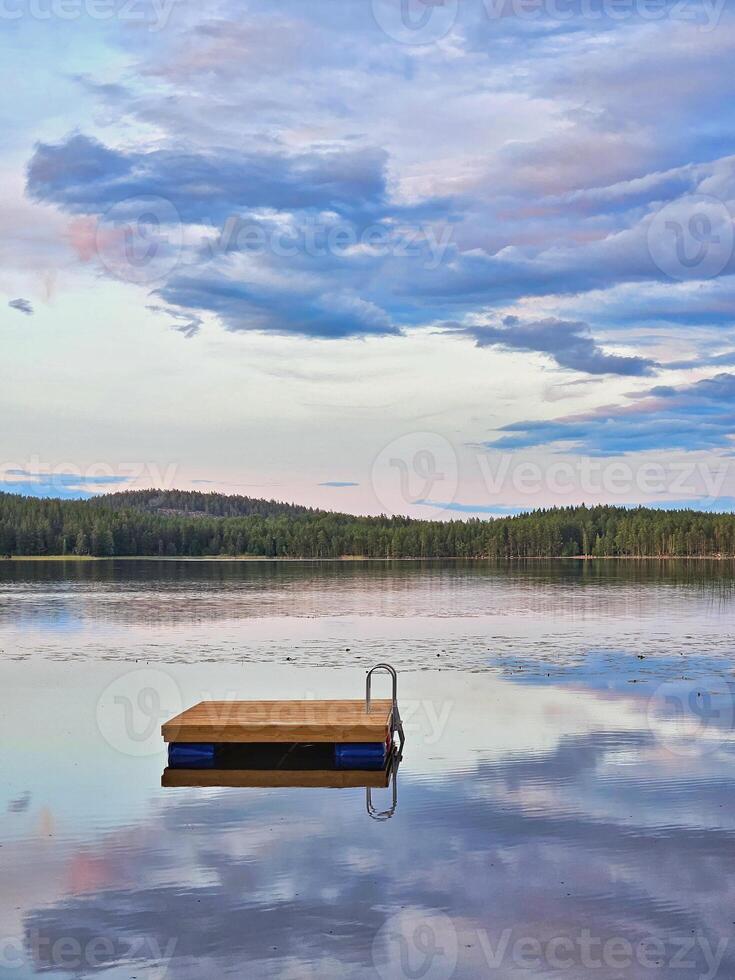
<box><xmin>1</xmin><ymin>0</ymin><xmax>735</xmax><ymax>516</ymax></box>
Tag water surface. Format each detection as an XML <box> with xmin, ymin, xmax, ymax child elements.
<box><xmin>2</xmin><ymin>558</ymin><xmax>734</xmax><ymax>676</ymax></box>
<box><xmin>1</xmin><ymin>560</ymin><xmax>734</xmax><ymax>978</ymax></box>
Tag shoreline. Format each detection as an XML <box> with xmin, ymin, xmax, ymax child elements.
<box><xmin>2</xmin><ymin>554</ymin><xmax>734</xmax><ymax>563</ymax></box>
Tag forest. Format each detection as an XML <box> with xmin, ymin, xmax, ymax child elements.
<box><xmin>0</xmin><ymin>489</ymin><xmax>734</xmax><ymax>559</ymax></box>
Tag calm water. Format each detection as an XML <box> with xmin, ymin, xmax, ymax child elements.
<box><xmin>1</xmin><ymin>559</ymin><xmax>734</xmax><ymax>979</ymax></box>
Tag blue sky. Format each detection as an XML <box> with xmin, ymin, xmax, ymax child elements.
<box><xmin>1</xmin><ymin>0</ymin><xmax>735</xmax><ymax>514</ymax></box>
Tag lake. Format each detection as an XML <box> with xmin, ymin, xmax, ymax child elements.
<box><xmin>1</xmin><ymin>559</ymin><xmax>734</xmax><ymax>979</ymax></box>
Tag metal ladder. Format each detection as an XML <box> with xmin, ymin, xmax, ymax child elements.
<box><xmin>365</xmin><ymin>663</ymin><xmax>405</xmax><ymax>820</ymax></box>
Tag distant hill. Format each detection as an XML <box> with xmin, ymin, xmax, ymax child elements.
<box><xmin>0</xmin><ymin>490</ymin><xmax>734</xmax><ymax>559</ymax></box>
<box><xmin>88</xmin><ymin>489</ymin><xmax>323</xmax><ymax>520</ymax></box>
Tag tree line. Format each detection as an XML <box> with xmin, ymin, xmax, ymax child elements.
<box><xmin>1</xmin><ymin>490</ymin><xmax>734</xmax><ymax>559</ymax></box>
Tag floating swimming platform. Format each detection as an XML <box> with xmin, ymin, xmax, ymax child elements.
<box><xmin>161</xmin><ymin>760</ymin><xmax>394</xmax><ymax>790</ymax></box>
<box><xmin>161</xmin><ymin>740</ymin><xmax>402</xmax><ymax>820</ymax></box>
<box><xmin>162</xmin><ymin>662</ymin><xmax>405</xmax><ymax>778</ymax></box>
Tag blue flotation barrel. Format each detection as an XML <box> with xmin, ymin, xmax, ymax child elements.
<box><xmin>334</xmin><ymin>742</ymin><xmax>388</xmax><ymax>770</ymax></box>
<box><xmin>168</xmin><ymin>743</ymin><xmax>216</xmax><ymax>768</ymax></box>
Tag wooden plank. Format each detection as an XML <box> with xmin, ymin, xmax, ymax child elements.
<box><xmin>162</xmin><ymin>767</ymin><xmax>391</xmax><ymax>789</ymax></box>
<box><xmin>162</xmin><ymin>699</ymin><xmax>393</xmax><ymax>744</ymax></box>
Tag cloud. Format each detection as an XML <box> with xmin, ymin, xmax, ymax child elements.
<box><xmin>0</xmin><ymin>470</ymin><xmax>131</xmax><ymax>499</ymax></box>
<box><xmin>487</xmin><ymin>373</ymin><xmax>735</xmax><ymax>455</ymax></box>
<box><xmin>417</xmin><ymin>499</ymin><xmax>528</xmax><ymax>515</ymax></box>
<box><xmin>319</xmin><ymin>481</ymin><xmax>359</xmax><ymax>487</ymax></box>
<box><xmin>455</xmin><ymin>316</ymin><xmax>657</xmax><ymax>376</ymax></box>
<box><xmin>0</xmin><ymin>481</ymin><xmax>92</xmax><ymax>500</ymax></box>
<box><xmin>146</xmin><ymin>305</ymin><xmax>203</xmax><ymax>339</ymax></box>
<box><xmin>26</xmin><ymin>133</ymin><xmax>443</xmax><ymax>338</ymax></box>
<box><xmin>26</xmin><ymin>134</ymin><xmax>391</xmax><ymax>223</ymax></box>
<box><xmin>156</xmin><ymin>273</ymin><xmax>396</xmax><ymax>339</ymax></box>
<box><xmin>15</xmin><ymin>2</ymin><xmax>735</xmax><ymax>368</ymax></box>
<box><xmin>8</xmin><ymin>298</ymin><xmax>33</xmax><ymax>315</ymax></box>
<box><xmin>666</xmin><ymin>349</ymin><xmax>735</xmax><ymax>370</ymax></box>
<box><xmin>644</xmin><ymin>497</ymin><xmax>735</xmax><ymax>512</ymax></box>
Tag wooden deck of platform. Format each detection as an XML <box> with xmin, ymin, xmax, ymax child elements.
<box><xmin>162</xmin><ymin>699</ymin><xmax>394</xmax><ymax>744</ymax></box>
<box><xmin>161</xmin><ymin>767</ymin><xmax>391</xmax><ymax>789</ymax></box>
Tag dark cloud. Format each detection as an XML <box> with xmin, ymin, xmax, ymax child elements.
<box><xmin>26</xmin><ymin>134</ymin><xmax>447</xmax><ymax>338</ymax></box>
<box><xmin>457</xmin><ymin>316</ymin><xmax>657</xmax><ymax>376</ymax></box>
<box><xmin>26</xmin><ymin>134</ymin><xmax>390</xmax><ymax>222</ymax></box>
<box><xmin>8</xmin><ymin>298</ymin><xmax>33</xmax><ymax>315</ymax></box>
<box><xmin>488</xmin><ymin>372</ymin><xmax>735</xmax><ymax>455</ymax></box>
<box><xmin>156</xmin><ymin>275</ymin><xmax>396</xmax><ymax>339</ymax></box>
